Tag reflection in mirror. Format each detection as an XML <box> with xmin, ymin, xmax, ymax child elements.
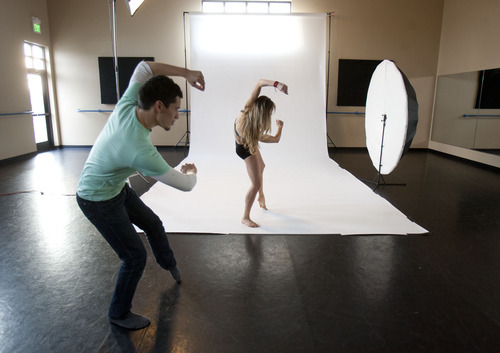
<box><xmin>432</xmin><ymin>69</ymin><xmax>500</xmax><ymax>156</ymax></box>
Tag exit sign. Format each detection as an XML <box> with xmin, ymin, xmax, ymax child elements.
<box><xmin>32</xmin><ymin>17</ymin><xmax>41</xmax><ymax>34</ymax></box>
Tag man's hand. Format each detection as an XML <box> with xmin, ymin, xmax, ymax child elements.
<box><xmin>186</xmin><ymin>70</ymin><xmax>205</xmax><ymax>91</ymax></box>
<box><xmin>180</xmin><ymin>163</ymin><xmax>198</xmax><ymax>174</ymax></box>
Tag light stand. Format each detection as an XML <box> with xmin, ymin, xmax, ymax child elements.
<box><xmin>363</xmin><ymin>60</ymin><xmax>418</xmax><ymax>191</ymax></box>
<box><xmin>325</xmin><ymin>12</ymin><xmax>336</xmax><ymax>150</ymax></box>
<box><xmin>110</xmin><ymin>0</ymin><xmax>147</xmax><ymax>103</ymax></box>
<box><xmin>362</xmin><ymin>114</ymin><xmax>405</xmax><ymax>190</ymax></box>
<box><xmin>112</xmin><ymin>0</ymin><xmax>120</xmax><ymax>102</ymax></box>
<box><xmin>175</xmin><ymin>12</ymin><xmax>191</xmax><ymax>150</ymax></box>
<box><xmin>114</xmin><ymin>0</ymin><xmax>150</xmax><ymax>185</ymax></box>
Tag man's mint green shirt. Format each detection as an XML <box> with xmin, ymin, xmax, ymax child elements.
<box><xmin>77</xmin><ymin>82</ymin><xmax>170</xmax><ymax>201</ymax></box>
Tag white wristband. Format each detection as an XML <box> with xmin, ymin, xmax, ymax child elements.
<box><xmin>129</xmin><ymin>61</ymin><xmax>153</xmax><ymax>85</ymax></box>
<box><xmin>152</xmin><ymin>168</ymin><xmax>197</xmax><ymax>192</ymax></box>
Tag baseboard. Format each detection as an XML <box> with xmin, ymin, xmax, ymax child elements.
<box><xmin>0</xmin><ymin>151</ymin><xmax>38</xmax><ymax>166</ymax></box>
<box><xmin>428</xmin><ymin>141</ymin><xmax>500</xmax><ymax>168</ymax></box>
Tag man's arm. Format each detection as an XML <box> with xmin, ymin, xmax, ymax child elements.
<box><xmin>152</xmin><ymin>163</ymin><xmax>197</xmax><ymax>192</ymax></box>
<box><xmin>145</xmin><ymin>61</ymin><xmax>205</xmax><ymax>91</ymax></box>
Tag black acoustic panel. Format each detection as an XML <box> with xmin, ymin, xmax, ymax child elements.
<box><xmin>337</xmin><ymin>59</ymin><xmax>382</xmax><ymax>107</ymax></box>
<box><xmin>98</xmin><ymin>56</ymin><xmax>154</xmax><ymax>104</ymax></box>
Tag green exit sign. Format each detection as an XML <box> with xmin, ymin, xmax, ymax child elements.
<box><xmin>32</xmin><ymin>17</ymin><xmax>41</xmax><ymax>34</ymax></box>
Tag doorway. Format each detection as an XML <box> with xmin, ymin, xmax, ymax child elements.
<box><xmin>24</xmin><ymin>42</ymin><xmax>54</xmax><ymax>152</ymax></box>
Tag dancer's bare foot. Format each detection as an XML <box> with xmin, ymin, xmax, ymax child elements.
<box><xmin>242</xmin><ymin>218</ymin><xmax>260</xmax><ymax>228</ymax></box>
<box><xmin>258</xmin><ymin>195</ymin><xmax>267</xmax><ymax>210</ymax></box>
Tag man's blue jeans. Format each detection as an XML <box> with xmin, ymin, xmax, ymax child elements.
<box><xmin>76</xmin><ymin>184</ymin><xmax>176</xmax><ymax>319</ymax></box>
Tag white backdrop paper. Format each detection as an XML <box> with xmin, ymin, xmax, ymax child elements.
<box><xmin>139</xmin><ymin>13</ymin><xmax>427</xmax><ymax>235</ymax></box>
<box><xmin>188</xmin><ymin>13</ymin><xmax>328</xmax><ymax>164</ymax></box>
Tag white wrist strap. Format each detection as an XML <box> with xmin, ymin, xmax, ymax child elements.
<box><xmin>152</xmin><ymin>168</ymin><xmax>197</xmax><ymax>192</ymax></box>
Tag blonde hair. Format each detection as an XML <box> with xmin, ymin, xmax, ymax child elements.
<box><xmin>236</xmin><ymin>96</ymin><xmax>275</xmax><ymax>155</ymax></box>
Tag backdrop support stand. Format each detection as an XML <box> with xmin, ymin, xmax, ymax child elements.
<box><xmin>325</xmin><ymin>12</ymin><xmax>336</xmax><ymax>151</ymax></box>
<box><xmin>176</xmin><ymin>11</ymin><xmax>190</xmax><ymax>151</ymax></box>
<box><xmin>362</xmin><ymin>114</ymin><xmax>406</xmax><ymax>190</ymax></box>
<box><xmin>112</xmin><ymin>0</ymin><xmax>120</xmax><ymax>102</ymax></box>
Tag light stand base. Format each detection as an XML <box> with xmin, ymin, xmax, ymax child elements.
<box><xmin>175</xmin><ymin>130</ymin><xmax>190</xmax><ymax>159</ymax></box>
<box><xmin>175</xmin><ymin>130</ymin><xmax>190</xmax><ymax>148</ymax></box>
<box><xmin>361</xmin><ymin>173</ymin><xmax>406</xmax><ymax>190</ymax></box>
<box><xmin>327</xmin><ymin>133</ymin><xmax>336</xmax><ymax>147</ymax></box>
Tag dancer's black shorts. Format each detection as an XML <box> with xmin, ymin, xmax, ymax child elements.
<box><xmin>235</xmin><ymin>141</ymin><xmax>252</xmax><ymax>160</ymax></box>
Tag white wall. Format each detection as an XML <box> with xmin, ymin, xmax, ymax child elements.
<box><xmin>300</xmin><ymin>0</ymin><xmax>444</xmax><ymax>149</ymax></box>
<box><xmin>430</xmin><ymin>0</ymin><xmax>500</xmax><ymax>167</ymax></box>
<box><xmin>6</xmin><ymin>0</ymin><xmax>482</xmax><ymax>162</ymax></box>
<box><xmin>47</xmin><ymin>0</ymin><xmax>202</xmax><ymax>146</ymax></box>
<box><xmin>45</xmin><ymin>0</ymin><xmax>444</xmax><ymax>149</ymax></box>
<box><xmin>0</xmin><ymin>0</ymin><xmax>52</xmax><ymax>160</ymax></box>
<box><xmin>437</xmin><ymin>0</ymin><xmax>500</xmax><ymax>75</ymax></box>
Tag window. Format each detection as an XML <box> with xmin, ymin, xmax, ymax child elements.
<box><xmin>202</xmin><ymin>1</ymin><xmax>291</xmax><ymax>14</ymax></box>
<box><xmin>24</xmin><ymin>42</ymin><xmax>46</xmax><ymax>71</ymax></box>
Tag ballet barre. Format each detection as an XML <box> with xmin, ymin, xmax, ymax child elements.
<box><xmin>0</xmin><ymin>111</ymin><xmax>33</xmax><ymax>117</ymax></box>
<box><xmin>77</xmin><ymin>109</ymin><xmax>113</xmax><ymax>113</ymax></box>
<box><xmin>327</xmin><ymin>111</ymin><xmax>365</xmax><ymax>115</ymax></box>
<box><xmin>77</xmin><ymin>109</ymin><xmax>191</xmax><ymax>113</ymax></box>
<box><xmin>463</xmin><ymin>114</ymin><xmax>500</xmax><ymax>118</ymax></box>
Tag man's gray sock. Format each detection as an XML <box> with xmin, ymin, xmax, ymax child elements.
<box><xmin>109</xmin><ymin>312</ymin><xmax>150</xmax><ymax>330</ymax></box>
<box><xmin>170</xmin><ymin>266</ymin><xmax>182</xmax><ymax>283</ymax></box>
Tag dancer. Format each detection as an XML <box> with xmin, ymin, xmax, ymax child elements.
<box><xmin>76</xmin><ymin>61</ymin><xmax>204</xmax><ymax>330</ymax></box>
<box><xmin>234</xmin><ymin>79</ymin><xmax>288</xmax><ymax>228</ymax></box>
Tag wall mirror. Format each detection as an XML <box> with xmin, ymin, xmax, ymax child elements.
<box><xmin>432</xmin><ymin>68</ymin><xmax>500</xmax><ymax>156</ymax></box>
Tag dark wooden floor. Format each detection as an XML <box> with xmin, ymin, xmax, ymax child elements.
<box><xmin>0</xmin><ymin>147</ymin><xmax>499</xmax><ymax>352</ymax></box>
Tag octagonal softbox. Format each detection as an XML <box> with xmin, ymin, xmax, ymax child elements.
<box><xmin>365</xmin><ymin>60</ymin><xmax>418</xmax><ymax>175</ymax></box>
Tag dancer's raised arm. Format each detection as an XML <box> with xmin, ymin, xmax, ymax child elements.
<box><xmin>244</xmin><ymin>79</ymin><xmax>288</xmax><ymax>109</ymax></box>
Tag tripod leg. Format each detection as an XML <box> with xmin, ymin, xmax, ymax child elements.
<box><xmin>175</xmin><ymin>131</ymin><xmax>190</xmax><ymax>147</ymax></box>
<box><xmin>327</xmin><ymin>133</ymin><xmax>336</xmax><ymax>148</ymax></box>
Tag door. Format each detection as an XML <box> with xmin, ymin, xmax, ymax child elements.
<box><xmin>24</xmin><ymin>42</ymin><xmax>54</xmax><ymax>152</ymax></box>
